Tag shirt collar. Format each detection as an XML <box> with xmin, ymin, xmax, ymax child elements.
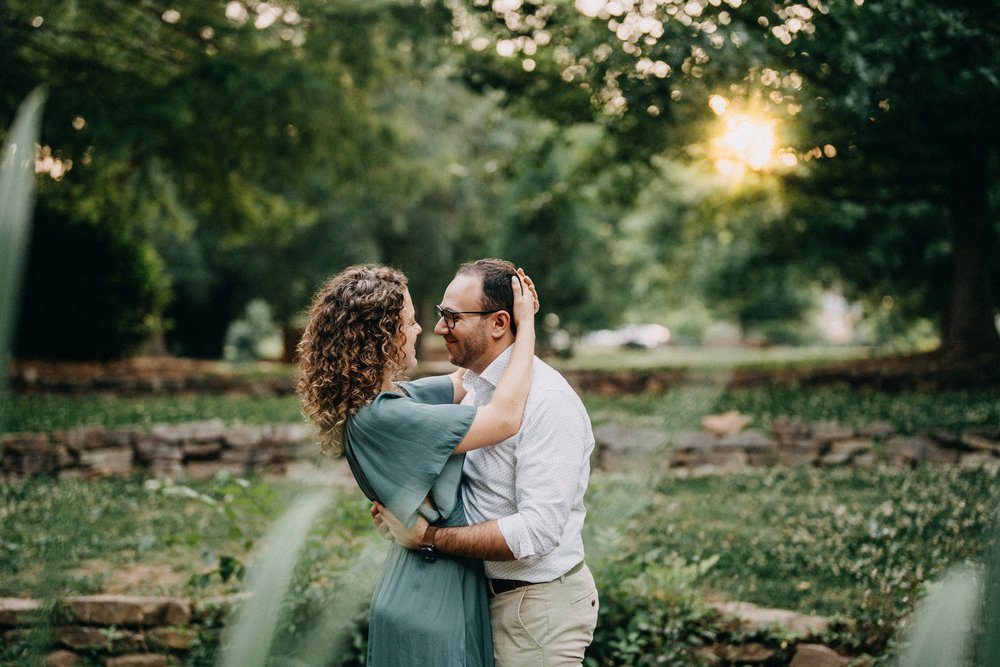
<box><xmin>464</xmin><ymin>344</ymin><xmax>514</xmax><ymax>390</ymax></box>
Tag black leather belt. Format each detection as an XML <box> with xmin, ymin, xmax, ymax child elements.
<box><xmin>488</xmin><ymin>561</ymin><xmax>585</xmax><ymax>598</ymax></box>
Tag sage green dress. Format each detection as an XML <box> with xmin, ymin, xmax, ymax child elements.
<box><xmin>345</xmin><ymin>375</ymin><xmax>494</xmax><ymax>667</ymax></box>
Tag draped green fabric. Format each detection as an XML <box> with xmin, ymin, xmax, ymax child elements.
<box><xmin>345</xmin><ymin>375</ymin><xmax>494</xmax><ymax>667</ymax></box>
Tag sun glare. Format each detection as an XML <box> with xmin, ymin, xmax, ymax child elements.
<box><xmin>709</xmin><ymin>101</ymin><xmax>798</xmax><ymax>176</ymax></box>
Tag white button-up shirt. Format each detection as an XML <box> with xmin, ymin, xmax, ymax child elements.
<box><xmin>461</xmin><ymin>345</ymin><xmax>595</xmax><ymax>582</ymax></box>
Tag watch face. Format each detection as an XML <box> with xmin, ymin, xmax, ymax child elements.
<box><xmin>419</xmin><ymin>545</ymin><xmax>437</xmax><ymax>562</ymax></box>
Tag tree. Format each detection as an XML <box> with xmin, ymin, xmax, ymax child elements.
<box><xmin>449</xmin><ymin>0</ymin><xmax>999</xmax><ymax>357</ymax></box>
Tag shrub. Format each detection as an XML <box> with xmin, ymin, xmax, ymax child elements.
<box><xmin>14</xmin><ymin>200</ymin><xmax>168</xmax><ymax>360</ymax></box>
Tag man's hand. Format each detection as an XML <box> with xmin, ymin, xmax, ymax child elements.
<box><xmin>373</xmin><ymin>502</ymin><xmax>428</xmax><ymax>550</ymax></box>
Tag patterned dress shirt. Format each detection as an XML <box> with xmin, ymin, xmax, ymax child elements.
<box><xmin>461</xmin><ymin>345</ymin><xmax>596</xmax><ymax>582</ymax></box>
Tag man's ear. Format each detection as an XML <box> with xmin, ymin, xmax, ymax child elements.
<box><xmin>491</xmin><ymin>310</ymin><xmax>513</xmax><ymax>339</ymax></box>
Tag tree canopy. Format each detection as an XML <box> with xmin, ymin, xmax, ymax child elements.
<box><xmin>2</xmin><ymin>0</ymin><xmax>997</xmax><ymax>359</ymax></box>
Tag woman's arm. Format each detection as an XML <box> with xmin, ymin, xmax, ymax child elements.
<box><xmin>452</xmin><ymin>270</ymin><xmax>537</xmax><ymax>453</ymax></box>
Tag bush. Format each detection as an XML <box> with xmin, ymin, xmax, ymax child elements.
<box><xmin>14</xmin><ymin>200</ymin><xmax>169</xmax><ymax>360</ymax></box>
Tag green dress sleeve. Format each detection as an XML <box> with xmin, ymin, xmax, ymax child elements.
<box><xmin>345</xmin><ymin>377</ymin><xmax>476</xmax><ymax>527</ymax></box>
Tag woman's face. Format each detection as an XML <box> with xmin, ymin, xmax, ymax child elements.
<box><xmin>396</xmin><ymin>289</ymin><xmax>422</xmax><ymax>370</ymax></box>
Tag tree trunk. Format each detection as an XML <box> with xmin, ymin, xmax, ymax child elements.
<box><xmin>941</xmin><ymin>148</ymin><xmax>1000</xmax><ymax>359</ymax></box>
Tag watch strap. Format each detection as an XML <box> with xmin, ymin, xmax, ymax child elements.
<box><xmin>421</xmin><ymin>525</ymin><xmax>438</xmax><ymax>550</ymax></box>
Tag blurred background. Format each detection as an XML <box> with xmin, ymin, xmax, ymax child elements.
<box><xmin>3</xmin><ymin>0</ymin><xmax>997</xmax><ymax>366</ymax></box>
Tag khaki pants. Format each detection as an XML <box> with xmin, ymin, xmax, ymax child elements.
<box><xmin>488</xmin><ymin>564</ymin><xmax>599</xmax><ymax>666</ymax></box>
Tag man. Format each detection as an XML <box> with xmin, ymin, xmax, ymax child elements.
<box><xmin>377</xmin><ymin>258</ymin><xmax>599</xmax><ymax>666</ymax></box>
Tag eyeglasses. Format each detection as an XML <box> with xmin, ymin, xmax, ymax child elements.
<box><xmin>435</xmin><ymin>305</ymin><xmax>502</xmax><ymax>329</ymax></box>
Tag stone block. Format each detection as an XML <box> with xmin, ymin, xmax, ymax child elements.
<box><xmin>220</xmin><ymin>449</ymin><xmax>254</xmax><ymax>465</ymax></box>
<box><xmin>672</xmin><ymin>431</ymin><xmax>719</xmax><ymax>453</ymax></box>
<box><xmin>107</xmin><ymin>654</ymin><xmax>171</xmax><ymax>667</ymax></box>
<box><xmin>147</xmin><ymin>626</ymin><xmax>197</xmax><ymax>650</ymax></box>
<box><xmin>702</xmin><ymin>448</ymin><xmax>750</xmax><ymax>472</ymax></box>
<box><xmin>811</xmin><ymin>422</ymin><xmax>855</xmax><ymax>442</ymax></box>
<box><xmin>223</xmin><ymin>426</ymin><xmax>264</xmax><ymax>449</ymax></box>
<box><xmin>858</xmin><ymin>421</ymin><xmax>895</xmax><ymax>439</ymax></box>
<box><xmin>104</xmin><ymin>428</ymin><xmax>142</xmax><ymax>448</ymax></box>
<box><xmin>771</xmin><ymin>417</ymin><xmax>811</xmax><ymax>444</ymax></box>
<box><xmin>185</xmin><ymin>419</ymin><xmax>226</xmax><ymax>442</ymax></box>
<box><xmin>151</xmin><ymin>459</ymin><xmax>183</xmax><ymax>478</ymax></box>
<box><xmin>133</xmin><ymin>437</ymin><xmax>158</xmax><ymax>463</ymax></box>
<box><xmin>43</xmin><ymin>649</ymin><xmax>80</xmax><ymax>667</ymax></box>
<box><xmin>885</xmin><ymin>436</ymin><xmax>926</xmax><ymax>466</ymax></box>
<box><xmin>181</xmin><ymin>442</ymin><xmax>223</xmax><ymax>459</ymax></box>
<box><xmin>829</xmin><ymin>438</ymin><xmax>873</xmax><ymax>456</ymax></box>
<box><xmin>790</xmin><ymin>643</ymin><xmax>851</xmax><ymax>667</ymax></box>
<box><xmin>718</xmin><ymin>429</ymin><xmax>777</xmax><ymax>452</ymax></box>
<box><xmin>152</xmin><ymin>444</ymin><xmax>182</xmax><ymax>462</ymax></box>
<box><xmin>52</xmin><ymin>427</ymin><xmax>107</xmax><ymax>451</ymax></box>
<box><xmin>55</xmin><ymin>625</ymin><xmax>140</xmax><ymax>651</ymax></box>
<box><xmin>777</xmin><ymin>445</ymin><xmax>819</xmax><ymax>467</ymax></box>
<box><xmin>150</xmin><ymin>424</ymin><xmax>186</xmax><ymax>444</ymax></box>
<box><xmin>79</xmin><ymin>447</ymin><xmax>134</xmax><ymax>476</ymax></box>
<box><xmin>819</xmin><ymin>451</ymin><xmax>854</xmax><ymax>467</ymax></box>
<box><xmin>63</xmin><ymin>595</ymin><xmax>191</xmax><ymax>627</ymax></box>
<box><xmin>717</xmin><ymin>642</ymin><xmax>774</xmax><ymax>663</ymax></box>
<box><xmin>710</xmin><ymin>601</ymin><xmax>830</xmax><ymax>638</ymax></box>
<box><xmin>0</xmin><ymin>597</ymin><xmax>41</xmax><ymax>626</ymax></box>
<box><xmin>1</xmin><ymin>433</ymin><xmax>60</xmax><ymax>476</ymax></box>
<box><xmin>702</xmin><ymin>411</ymin><xmax>752</xmax><ymax>437</ymax></box>
<box><xmin>962</xmin><ymin>432</ymin><xmax>1000</xmax><ymax>454</ymax></box>
<box><xmin>268</xmin><ymin>423</ymin><xmax>314</xmax><ymax>445</ymax></box>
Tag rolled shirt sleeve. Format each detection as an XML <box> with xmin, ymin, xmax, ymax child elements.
<box><xmin>494</xmin><ymin>389</ymin><xmax>591</xmax><ymax>560</ymax></box>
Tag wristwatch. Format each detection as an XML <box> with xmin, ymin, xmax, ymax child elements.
<box><xmin>419</xmin><ymin>525</ymin><xmax>439</xmax><ymax>562</ymax></box>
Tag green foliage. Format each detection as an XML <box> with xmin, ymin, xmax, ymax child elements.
<box><xmin>634</xmin><ymin>467</ymin><xmax>1000</xmax><ymax>655</ymax></box>
<box><xmin>587</xmin><ymin>548</ymin><xmax>721</xmax><ymax>666</ymax></box>
<box><xmin>14</xmin><ymin>198</ymin><xmax>169</xmax><ymax>360</ymax></box>
<box><xmin>5</xmin><ymin>393</ymin><xmax>304</xmax><ymax>433</ymax></box>
<box><xmin>583</xmin><ymin>386</ymin><xmax>1000</xmax><ymax>436</ymax></box>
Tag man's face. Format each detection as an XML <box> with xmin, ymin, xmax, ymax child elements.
<box><xmin>434</xmin><ymin>273</ymin><xmax>491</xmax><ymax>371</ymax></box>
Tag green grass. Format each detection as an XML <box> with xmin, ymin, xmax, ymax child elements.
<box><xmin>2</xmin><ymin>465</ymin><xmax>996</xmax><ymax>663</ymax></box>
<box><xmin>583</xmin><ymin>387</ymin><xmax>1000</xmax><ymax>435</ymax></box>
<box><xmin>6</xmin><ymin>386</ymin><xmax>998</xmax><ymax>436</ymax></box>
<box><xmin>554</xmin><ymin>344</ymin><xmax>872</xmax><ymax>372</ymax></box>
<box><xmin>0</xmin><ymin>473</ymin><xmax>374</xmax><ymax>600</ymax></box>
<box><xmin>4</xmin><ymin>394</ymin><xmax>305</xmax><ymax>433</ymax></box>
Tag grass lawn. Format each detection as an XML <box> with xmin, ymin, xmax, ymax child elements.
<box><xmin>2</xmin><ymin>350</ymin><xmax>998</xmax><ymax>663</ymax></box>
<box><xmin>6</xmin><ymin>385</ymin><xmax>998</xmax><ymax>436</ymax></box>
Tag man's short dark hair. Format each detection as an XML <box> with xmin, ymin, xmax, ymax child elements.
<box><xmin>456</xmin><ymin>258</ymin><xmax>518</xmax><ymax>334</ymax></box>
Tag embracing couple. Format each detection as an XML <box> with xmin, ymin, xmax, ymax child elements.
<box><xmin>296</xmin><ymin>258</ymin><xmax>599</xmax><ymax>666</ymax></box>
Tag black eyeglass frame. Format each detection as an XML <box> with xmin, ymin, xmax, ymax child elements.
<box><xmin>435</xmin><ymin>305</ymin><xmax>502</xmax><ymax>329</ymax></box>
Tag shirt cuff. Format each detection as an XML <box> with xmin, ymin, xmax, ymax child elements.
<box><xmin>496</xmin><ymin>514</ymin><xmax>536</xmax><ymax>560</ymax></box>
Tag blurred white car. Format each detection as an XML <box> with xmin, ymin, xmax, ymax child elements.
<box><xmin>582</xmin><ymin>324</ymin><xmax>671</xmax><ymax>349</ymax></box>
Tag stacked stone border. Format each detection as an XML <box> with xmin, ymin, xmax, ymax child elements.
<box><xmin>594</xmin><ymin>419</ymin><xmax>1000</xmax><ymax>474</ymax></box>
<box><xmin>0</xmin><ymin>595</ymin><xmax>859</xmax><ymax>666</ymax></box>
<box><xmin>4</xmin><ymin>418</ymin><xmax>1000</xmax><ymax>481</ymax></box>
<box><xmin>0</xmin><ymin>420</ymin><xmax>315</xmax><ymax>481</ymax></box>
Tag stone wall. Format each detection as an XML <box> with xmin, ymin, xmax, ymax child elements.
<box><xmin>0</xmin><ymin>594</ymin><xmax>230</xmax><ymax>666</ymax></box>
<box><xmin>593</xmin><ymin>418</ymin><xmax>1000</xmax><ymax>475</ymax></box>
<box><xmin>0</xmin><ymin>595</ymin><xmax>860</xmax><ymax>666</ymax></box>
<box><xmin>0</xmin><ymin>420</ymin><xmax>316</xmax><ymax>481</ymax></box>
<box><xmin>5</xmin><ymin>417</ymin><xmax>999</xmax><ymax>482</ymax></box>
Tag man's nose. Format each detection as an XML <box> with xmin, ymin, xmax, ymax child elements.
<box><xmin>434</xmin><ymin>318</ymin><xmax>450</xmax><ymax>336</ymax></box>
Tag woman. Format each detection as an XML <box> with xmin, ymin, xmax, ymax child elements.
<box><xmin>296</xmin><ymin>264</ymin><xmax>537</xmax><ymax>667</ymax></box>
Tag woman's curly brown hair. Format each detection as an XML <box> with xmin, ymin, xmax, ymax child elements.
<box><xmin>296</xmin><ymin>265</ymin><xmax>408</xmax><ymax>456</ymax></box>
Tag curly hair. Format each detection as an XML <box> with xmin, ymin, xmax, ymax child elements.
<box><xmin>295</xmin><ymin>265</ymin><xmax>408</xmax><ymax>456</ymax></box>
